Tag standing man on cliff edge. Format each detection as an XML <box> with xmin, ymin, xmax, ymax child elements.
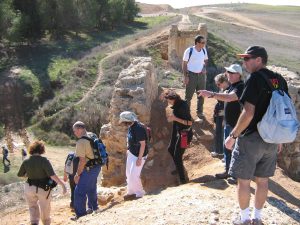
<box><xmin>182</xmin><ymin>35</ymin><xmax>208</xmax><ymax>122</ymax></box>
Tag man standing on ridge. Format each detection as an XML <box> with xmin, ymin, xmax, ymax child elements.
<box><xmin>225</xmin><ymin>46</ymin><xmax>289</xmax><ymax>225</ymax></box>
<box><xmin>182</xmin><ymin>35</ymin><xmax>208</xmax><ymax>122</ymax></box>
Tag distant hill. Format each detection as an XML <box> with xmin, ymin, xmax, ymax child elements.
<box><xmin>137</xmin><ymin>2</ymin><xmax>175</xmax><ymax>14</ymax></box>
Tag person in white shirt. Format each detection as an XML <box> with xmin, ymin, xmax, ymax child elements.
<box><xmin>182</xmin><ymin>35</ymin><xmax>208</xmax><ymax>122</ymax></box>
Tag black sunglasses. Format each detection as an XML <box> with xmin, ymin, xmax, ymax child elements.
<box><xmin>243</xmin><ymin>56</ymin><xmax>256</xmax><ymax>61</ymax></box>
<box><xmin>227</xmin><ymin>71</ymin><xmax>236</xmax><ymax>74</ymax></box>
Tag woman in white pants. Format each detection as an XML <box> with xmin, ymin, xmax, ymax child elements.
<box><xmin>120</xmin><ymin>111</ymin><xmax>148</xmax><ymax>200</ymax></box>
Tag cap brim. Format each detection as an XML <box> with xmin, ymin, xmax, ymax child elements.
<box><xmin>237</xmin><ymin>53</ymin><xmax>251</xmax><ymax>58</ymax></box>
<box><xmin>224</xmin><ymin>67</ymin><xmax>236</xmax><ymax>73</ymax></box>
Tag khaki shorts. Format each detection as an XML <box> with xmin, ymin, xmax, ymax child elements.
<box><xmin>229</xmin><ymin>132</ymin><xmax>277</xmax><ymax>180</ymax></box>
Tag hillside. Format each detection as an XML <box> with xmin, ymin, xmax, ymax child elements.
<box><xmin>189</xmin><ymin>4</ymin><xmax>300</xmax><ymax>73</ymax></box>
<box><xmin>1</xmin><ymin>98</ymin><xmax>300</xmax><ymax>225</ymax></box>
<box><xmin>137</xmin><ymin>2</ymin><xmax>175</xmax><ymax>14</ymax></box>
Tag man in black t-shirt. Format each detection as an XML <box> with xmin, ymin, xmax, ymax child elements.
<box><xmin>198</xmin><ymin>64</ymin><xmax>244</xmax><ymax>181</ymax></box>
<box><xmin>224</xmin><ymin>46</ymin><xmax>288</xmax><ymax>225</ymax></box>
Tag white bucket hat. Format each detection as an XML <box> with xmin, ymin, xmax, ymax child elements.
<box><xmin>224</xmin><ymin>64</ymin><xmax>243</xmax><ymax>75</ymax></box>
<box><xmin>119</xmin><ymin>111</ymin><xmax>137</xmax><ymax>123</ymax></box>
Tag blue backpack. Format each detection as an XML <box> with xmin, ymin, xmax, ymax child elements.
<box><xmin>81</xmin><ymin>135</ymin><xmax>109</xmax><ymax>169</ymax></box>
<box><xmin>257</xmin><ymin>71</ymin><xmax>299</xmax><ymax>144</ymax></box>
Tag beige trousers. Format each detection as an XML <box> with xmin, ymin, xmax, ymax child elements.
<box><xmin>24</xmin><ymin>183</ymin><xmax>51</xmax><ymax>225</ymax></box>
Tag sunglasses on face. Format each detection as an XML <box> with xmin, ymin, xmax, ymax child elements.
<box><xmin>243</xmin><ymin>56</ymin><xmax>256</xmax><ymax>61</ymax></box>
<box><xmin>227</xmin><ymin>71</ymin><xmax>236</xmax><ymax>74</ymax></box>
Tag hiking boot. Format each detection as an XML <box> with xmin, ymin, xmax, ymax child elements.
<box><xmin>227</xmin><ymin>177</ymin><xmax>237</xmax><ymax>185</ymax></box>
<box><xmin>215</xmin><ymin>171</ymin><xmax>229</xmax><ymax>179</ymax></box>
<box><xmin>251</xmin><ymin>219</ymin><xmax>263</xmax><ymax>225</ymax></box>
<box><xmin>123</xmin><ymin>194</ymin><xmax>136</xmax><ymax>201</ymax></box>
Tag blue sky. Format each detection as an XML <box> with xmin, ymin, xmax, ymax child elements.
<box><xmin>137</xmin><ymin>0</ymin><xmax>300</xmax><ymax>8</ymax></box>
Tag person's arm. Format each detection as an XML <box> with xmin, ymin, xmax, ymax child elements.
<box><xmin>17</xmin><ymin>162</ymin><xmax>26</xmax><ymax>177</ymax></box>
<box><xmin>168</xmin><ymin>115</ymin><xmax>192</xmax><ymax>126</ymax></box>
<box><xmin>74</xmin><ymin>156</ymin><xmax>86</xmax><ymax>184</ymax></box>
<box><xmin>182</xmin><ymin>60</ymin><xmax>189</xmax><ymax>85</ymax></box>
<box><xmin>136</xmin><ymin>141</ymin><xmax>146</xmax><ymax>166</ymax></box>
<box><xmin>50</xmin><ymin>174</ymin><xmax>67</xmax><ymax>194</ymax></box>
<box><xmin>224</xmin><ymin>101</ymin><xmax>255</xmax><ymax>150</ymax></box>
<box><xmin>198</xmin><ymin>90</ymin><xmax>238</xmax><ymax>102</ymax></box>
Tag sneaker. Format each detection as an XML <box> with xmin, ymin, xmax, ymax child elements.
<box><xmin>194</xmin><ymin>118</ymin><xmax>203</xmax><ymax>123</ymax></box>
<box><xmin>251</xmin><ymin>219</ymin><xmax>263</xmax><ymax>225</ymax></box>
<box><xmin>215</xmin><ymin>171</ymin><xmax>229</xmax><ymax>179</ymax></box>
<box><xmin>227</xmin><ymin>177</ymin><xmax>237</xmax><ymax>185</ymax></box>
<box><xmin>86</xmin><ymin>208</ymin><xmax>93</xmax><ymax>214</ymax></box>
<box><xmin>233</xmin><ymin>218</ymin><xmax>252</xmax><ymax>225</ymax></box>
<box><xmin>211</xmin><ymin>152</ymin><xmax>223</xmax><ymax>158</ymax></box>
<box><xmin>70</xmin><ymin>215</ymin><xmax>80</xmax><ymax>221</ymax></box>
<box><xmin>123</xmin><ymin>194</ymin><xmax>136</xmax><ymax>201</ymax></box>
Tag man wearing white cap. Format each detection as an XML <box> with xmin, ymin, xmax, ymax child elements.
<box><xmin>119</xmin><ymin>111</ymin><xmax>148</xmax><ymax>200</ymax></box>
<box><xmin>198</xmin><ymin>64</ymin><xmax>244</xmax><ymax>182</ymax></box>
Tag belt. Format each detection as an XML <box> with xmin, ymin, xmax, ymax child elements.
<box><xmin>188</xmin><ymin>71</ymin><xmax>204</xmax><ymax>75</ymax></box>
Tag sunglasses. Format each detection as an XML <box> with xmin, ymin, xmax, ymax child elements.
<box><xmin>243</xmin><ymin>56</ymin><xmax>256</xmax><ymax>61</ymax></box>
<box><xmin>227</xmin><ymin>71</ymin><xmax>236</xmax><ymax>74</ymax></box>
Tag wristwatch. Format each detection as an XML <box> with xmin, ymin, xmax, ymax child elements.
<box><xmin>229</xmin><ymin>133</ymin><xmax>238</xmax><ymax>139</ymax></box>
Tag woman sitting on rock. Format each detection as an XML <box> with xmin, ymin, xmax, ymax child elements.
<box><xmin>164</xmin><ymin>89</ymin><xmax>193</xmax><ymax>184</ymax></box>
<box><xmin>119</xmin><ymin>111</ymin><xmax>148</xmax><ymax>200</ymax></box>
<box><xmin>17</xmin><ymin>140</ymin><xmax>66</xmax><ymax>225</ymax></box>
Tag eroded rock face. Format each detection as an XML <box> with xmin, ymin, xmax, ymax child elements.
<box><xmin>268</xmin><ymin>66</ymin><xmax>300</xmax><ymax>181</ymax></box>
<box><xmin>100</xmin><ymin>57</ymin><xmax>158</xmax><ymax>187</ymax></box>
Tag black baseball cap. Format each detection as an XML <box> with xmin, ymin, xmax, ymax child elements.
<box><xmin>237</xmin><ymin>46</ymin><xmax>268</xmax><ymax>58</ymax></box>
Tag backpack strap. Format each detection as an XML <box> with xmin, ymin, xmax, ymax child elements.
<box><xmin>257</xmin><ymin>70</ymin><xmax>276</xmax><ymax>91</ymax></box>
<box><xmin>202</xmin><ymin>48</ymin><xmax>206</xmax><ymax>55</ymax></box>
<box><xmin>187</xmin><ymin>47</ymin><xmax>193</xmax><ymax>63</ymax></box>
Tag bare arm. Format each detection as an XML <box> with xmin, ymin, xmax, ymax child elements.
<box><xmin>136</xmin><ymin>140</ymin><xmax>146</xmax><ymax>166</ymax></box>
<box><xmin>182</xmin><ymin>61</ymin><xmax>188</xmax><ymax>77</ymax></box>
<box><xmin>198</xmin><ymin>90</ymin><xmax>238</xmax><ymax>102</ymax></box>
<box><xmin>50</xmin><ymin>174</ymin><xmax>67</xmax><ymax>194</ymax></box>
<box><xmin>76</xmin><ymin>157</ymin><xmax>86</xmax><ymax>176</ymax></box>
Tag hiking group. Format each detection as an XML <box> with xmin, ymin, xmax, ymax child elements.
<box><xmin>13</xmin><ymin>34</ymin><xmax>298</xmax><ymax>225</ymax></box>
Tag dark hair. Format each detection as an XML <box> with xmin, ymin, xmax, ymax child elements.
<box><xmin>194</xmin><ymin>35</ymin><xmax>205</xmax><ymax>45</ymax></box>
<box><xmin>29</xmin><ymin>140</ymin><xmax>45</xmax><ymax>155</ymax></box>
<box><xmin>164</xmin><ymin>89</ymin><xmax>182</xmax><ymax>102</ymax></box>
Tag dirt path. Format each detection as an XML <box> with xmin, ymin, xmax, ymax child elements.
<box><xmin>195</xmin><ymin>8</ymin><xmax>300</xmax><ymax>39</ymax></box>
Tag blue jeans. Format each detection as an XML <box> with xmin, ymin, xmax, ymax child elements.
<box><xmin>214</xmin><ymin>116</ymin><xmax>224</xmax><ymax>154</ymax></box>
<box><xmin>74</xmin><ymin>165</ymin><xmax>101</xmax><ymax>217</ymax></box>
<box><xmin>224</xmin><ymin>124</ymin><xmax>233</xmax><ymax>171</ymax></box>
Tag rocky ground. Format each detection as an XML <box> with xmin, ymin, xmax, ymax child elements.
<box><xmin>0</xmin><ymin>96</ymin><xmax>299</xmax><ymax>225</ymax></box>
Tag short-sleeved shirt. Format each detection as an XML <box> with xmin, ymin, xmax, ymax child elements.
<box><xmin>240</xmin><ymin>68</ymin><xmax>288</xmax><ymax>135</ymax></box>
<box><xmin>76</xmin><ymin>133</ymin><xmax>95</xmax><ymax>160</ymax></box>
<box><xmin>17</xmin><ymin>155</ymin><xmax>55</xmax><ymax>179</ymax></box>
<box><xmin>182</xmin><ymin>46</ymin><xmax>208</xmax><ymax>73</ymax></box>
<box><xmin>128</xmin><ymin>122</ymin><xmax>148</xmax><ymax>157</ymax></box>
<box><xmin>224</xmin><ymin>80</ymin><xmax>244</xmax><ymax>127</ymax></box>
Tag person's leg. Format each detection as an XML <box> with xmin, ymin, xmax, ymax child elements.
<box><xmin>74</xmin><ymin>170</ymin><xmax>89</xmax><ymax>217</ymax></box>
<box><xmin>69</xmin><ymin>177</ymin><xmax>76</xmax><ymax>208</ymax></box>
<box><xmin>173</xmin><ymin>134</ymin><xmax>186</xmax><ymax>183</ymax></box>
<box><xmin>252</xmin><ymin>177</ymin><xmax>268</xmax><ymax>221</ymax></box>
<box><xmin>24</xmin><ymin>183</ymin><xmax>40</xmax><ymax>225</ymax></box>
<box><xmin>87</xmin><ymin>165</ymin><xmax>101</xmax><ymax>210</ymax></box>
<box><xmin>196</xmin><ymin>74</ymin><xmax>207</xmax><ymax>116</ymax></box>
<box><xmin>126</xmin><ymin>151</ymin><xmax>136</xmax><ymax>195</ymax></box>
<box><xmin>185</xmin><ymin>72</ymin><xmax>197</xmax><ymax>110</ymax></box>
<box><xmin>223</xmin><ymin>124</ymin><xmax>233</xmax><ymax>171</ymax></box>
<box><xmin>215</xmin><ymin>116</ymin><xmax>224</xmax><ymax>155</ymax></box>
<box><xmin>237</xmin><ymin>179</ymin><xmax>251</xmax><ymax>222</ymax></box>
<box><xmin>128</xmin><ymin>153</ymin><xmax>147</xmax><ymax>197</ymax></box>
<box><xmin>37</xmin><ymin>188</ymin><xmax>52</xmax><ymax>225</ymax></box>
